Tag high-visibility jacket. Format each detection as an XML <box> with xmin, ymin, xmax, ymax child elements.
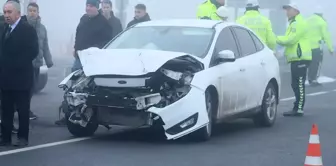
<box><xmin>197</xmin><ymin>0</ymin><xmax>221</xmax><ymax>20</ymax></box>
<box><xmin>236</xmin><ymin>10</ymin><xmax>276</xmax><ymax>50</ymax></box>
<box><xmin>277</xmin><ymin>14</ymin><xmax>312</xmax><ymax>63</ymax></box>
<box><xmin>307</xmin><ymin>14</ymin><xmax>334</xmax><ymax>52</ymax></box>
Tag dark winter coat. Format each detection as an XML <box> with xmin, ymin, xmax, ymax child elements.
<box><xmin>0</xmin><ymin>15</ymin><xmax>27</xmax><ymax>57</ymax></box>
<box><xmin>0</xmin><ymin>18</ymin><xmax>39</xmax><ymax>90</ymax></box>
<box><xmin>74</xmin><ymin>13</ymin><xmax>113</xmax><ymax>53</ymax></box>
<box><xmin>99</xmin><ymin>10</ymin><xmax>123</xmax><ymax>39</ymax></box>
<box><xmin>27</xmin><ymin>16</ymin><xmax>53</xmax><ymax>68</ymax></box>
<box><xmin>126</xmin><ymin>13</ymin><xmax>151</xmax><ymax>28</ymax></box>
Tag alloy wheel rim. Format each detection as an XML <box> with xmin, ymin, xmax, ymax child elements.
<box><xmin>265</xmin><ymin>88</ymin><xmax>277</xmax><ymax>121</ymax></box>
<box><xmin>205</xmin><ymin>92</ymin><xmax>212</xmax><ymax>135</ymax></box>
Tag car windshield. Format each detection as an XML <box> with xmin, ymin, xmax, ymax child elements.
<box><xmin>105</xmin><ymin>26</ymin><xmax>214</xmax><ymax>58</ymax></box>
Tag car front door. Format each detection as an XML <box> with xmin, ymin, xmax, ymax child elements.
<box><xmin>208</xmin><ymin>27</ymin><xmax>247</xmax><ymax>118</ymax></box>
<box><xmin>231</xmin><ymin>27</ymin><xmax>268</xmax><ymax>110</ymax></box>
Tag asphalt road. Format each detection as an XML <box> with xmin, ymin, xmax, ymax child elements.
<box><xmin>0</xmin><ymin>55</ymin><xmax>336</xmax><ymax>166</ymax></box>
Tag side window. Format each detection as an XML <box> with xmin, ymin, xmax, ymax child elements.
<box><xmin>232</xmin><ymin>27</ymin><xmax>257</xmax><ymax>56</ymax></box>
<box><xmin>249</xmin><ymin>31</ymin><xmax>264</xmax><ymax>51</ymax></box>
<box><xmin>214</xmin><ymin>27</ymin><xmax>240</xmax><ymax>57</ymax></box>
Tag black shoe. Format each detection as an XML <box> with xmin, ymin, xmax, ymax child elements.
<box><xmin>12</xmin><ymin>126</ymin><xmax>18</xmax><ymax>134</ymax></box>
<box><xmin>283</xmin><ymin>110</ymin><xmax>304</xmax><ymax>117</ymax></box>
<box><xmin>12</xmin><ymin>138</ymin><xmax>28</xmax><ymax>147</ymax></box>
<box><xmin>0</xmin><ymin>139</ymin><xmax>11</xmax><ymax>146</ymax></box>
<box><xmin>55</xmin><ymin>117</ymin><xmax>67</xmax><ymax>126</ymax></box>
<box><xmin>29</xmin><ymin>111</ymin><xmax>38</xmax><ymax>120</ymax></box>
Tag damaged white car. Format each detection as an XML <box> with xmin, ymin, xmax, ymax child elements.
<box><xmin>59</xmin><ymin>19</ymin><xmax>281</xmax><ymax>141</ymax></box>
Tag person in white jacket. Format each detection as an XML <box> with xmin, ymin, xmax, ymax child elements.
<box><xmin>216</xmin><ymin>6</ymin><xmax>229</xmax><ymax>21</ymax></box>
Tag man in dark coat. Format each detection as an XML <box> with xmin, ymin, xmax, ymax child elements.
<box><xmin>0</xmin><ymin>1</ymin><xmax>39</xmax><ymax>147</ymax></box>
<box><xmin>71</xmin><ymin>0</ymin><xmax>112</xmax><ymax>72</ymax></box>
<box><xmin>55</xmin><ymin>0</ymin><xmax>112</xmax><ymax>125</ymax></box>
<box><xmin>126</xmin><ymin>4</ymin><xmax>151</xmax><ymax>28</ymax></box>
<box><xmin>0</xmin><ymin>0</ymin><xmax>30</xmax><ymax>134</ymax></box>
<box><xmin>101</xmin><ymin>0</ymin><xmax>122</xmax><ymax>38</ymax></box>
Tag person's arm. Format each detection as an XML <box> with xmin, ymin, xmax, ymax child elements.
<box><xmin>321</xmin><ymin>21</ymin><xmax>334</xmax><ymax>52</ymax></box>
<box><xmin>196</xmin><ymin>5</ymin><xmax>204</xmax><ymax>19</ymax></box>
<box><xmin>116</xmin><ymin>18</ymin><xmax>123</xmax><ymax>34</ymax></box>
<box><xmin>265</xmin><ymin>19</ymin><xmax>276</xmax><ymax>50</ymax></box>
<box><xmin>277</xmin><ymin>21</ymin><xmax>302</xmax><ymax>46</ymax></box>
<box><xmin>24</xmin><ymin>26</ymin><xmax>39</xmax><ymax>62</ymax></box>
<box><xmin>74</xmin><ymin>15</ymin><xmax>86</xmax><ymax>52</ymax></box>
<box><xmin>41</xmin><ymin>25</ymin><xmax>53</xmax><ymax>68</ymax></box>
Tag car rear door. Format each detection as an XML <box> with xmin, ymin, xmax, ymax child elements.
<box><xmin>231</xmin><ymin>26</ymin><xmax>268</xmax><ymax>110</ymax></box>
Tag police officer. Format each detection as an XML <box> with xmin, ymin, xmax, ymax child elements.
<box><xmin>236</xmin><ymin>0</ymin><xmax>276</xmax><ymax>51</ymax></box>
<box><xmin>197</xmin><ymin>0</ymin><xmax>225</xmax><ymax>20</ymax></box>
<box><xmin>306</xmin><ymin>6</ymin><xmax>334</xmax><ymax>86</ymax></box>
<box><xmin>277</xmin><ymin>3</ymin><xmax>312</xmax><ymax>117</ymax></box>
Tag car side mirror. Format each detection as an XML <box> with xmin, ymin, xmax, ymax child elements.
<box><xmin>216</xmin><ymin>50</ymin><xmax>235</xmax><ymax>63</ymax></box>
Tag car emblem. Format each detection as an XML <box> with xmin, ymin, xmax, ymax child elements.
<box><xmin>118</xmin><ymin>80</ymin><xmax>127</xmax><ymax>84</ymax></box>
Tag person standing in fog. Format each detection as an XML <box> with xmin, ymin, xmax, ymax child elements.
<box><xmin>0</xmin><ymin>1</ymin><xmax>38</xmax><ymax>147</ymax></box>
<box><xmin>26</xmin><ymin>2</ymin><xmax>53</xmax><ymax>120</ymax></box>
<box><xmin>101</xmin><ymin>0</ymin><xmax>122</xmax><ymax>38</ymax></box>
<box><xmin>126</xmin><ymin>4</ymin><xmax>151</xmax><ymax>28</ymax></box>
<box><xmin>0</xmin><ymin>0</ymin><xmax>23</xmax><ymax>134</ymax></box>
<box><xmin>55</xmin><ymin>0</ymin><xmax>112</xmax><ymax>125</ymax></box>
<box><xmin>71</xmin><ymin>0</ymin><xmax>112</xmax><ymax>72</ymax></box>
<box><xmin>197</xmin><ymin>0</ymin><xmax>225</xmax><ymax>20</ymax></box>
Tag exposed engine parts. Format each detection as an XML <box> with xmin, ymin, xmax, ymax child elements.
<box><xmin>62</xmin><ymin>55</ymin><xmax>204</xmax><ymax>127</ymax></box>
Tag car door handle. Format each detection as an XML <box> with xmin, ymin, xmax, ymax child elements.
<box><xmin>240</xmin><ymin>68</ymin><xmax>245</xmax><ymax>72</ymax></box>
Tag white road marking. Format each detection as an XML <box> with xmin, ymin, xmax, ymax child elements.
<box><xmin>307</xmin><ymin>91</ymin><xmax>328</xmax><ymax>96</ymax></box>
<box><xmin>280</xmin><ymin>90</ymin><xmax>334</xmax><ymax>102</ymax></box>
<box><xmin>0</xmin><ymin>89</ymin><xmax>335</xmax><ymax>156</ymax></box>
<box><xmin>0</xmin><ymin>137</ymin><xmax>91</xmax><ymax>157</ymax></box>
<box><xmin>305</xmin><ymin>76</ymin><xmax>335</xmax><ymax>85</ymax></box>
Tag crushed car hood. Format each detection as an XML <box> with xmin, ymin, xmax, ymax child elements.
<box><xmin>78</xmin><ymin>48</ymin><xmax>202</xmax><ymax>76</ymax></box>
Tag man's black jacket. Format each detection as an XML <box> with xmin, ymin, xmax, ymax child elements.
<box><xmin>126</xmin><ymin>13</ymin><xmax>151</xmax><ymax>28</ymax></box>
<box><xmin>0</xmin><ymin>17</ymin><xmax>39</xmax><ymax>90</ymax></box>
<box><xmin>74</xmin><ymin>13</ymin><xmax>113</xmax><ymax>52</ymax></box>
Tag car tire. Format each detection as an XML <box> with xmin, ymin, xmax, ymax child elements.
<box><xmin>65</xmin><ymin>112</ymin><xmax>99</xmax><ymax>137</ymax></box>
<box><xmin>193</xmin><ymin>90</ymin><xmax>213</xmax><ymax>141</ymax></box>
<box><xmin>34</xmin><ymin>72</ymin><xmax>48</xmax><ymax>93</ymax></box>
<box><xmin>253</xmin><ymin>83</ymin><xmax>278</xmax><ymax>127</ymax></box>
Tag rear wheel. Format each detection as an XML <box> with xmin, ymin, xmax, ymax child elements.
<box><xmin>193</xmin><ymin>90</ymin><xmax>213</xmax><ymax>141</ymax></box>
<box><xmin>65</xmin><ymin>112</ymin><xmax>99</xmax><ymax>137</ymax></box>
<box><xmin>253</xmin><ymin>83</ymin><xmax>278</xmax><ymax>127</ymax></box>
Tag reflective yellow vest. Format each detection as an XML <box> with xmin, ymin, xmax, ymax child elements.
<box><xmin>277</xmin><ymin>14</ymin><xmax>312</xmax><ymax>63</ymax></box>
<box><xmin>307</xmin><ymin>14</ymin><xmax>334</xmax><ymax>52</ymax></box>
<box><xmin>236</xmin><ymin>10</ymin><xmax>276</xmax><ymax>50</ymax></box>
<box><xmin>196</xmin><ymin>0</ymin><xmax>221</xmax><ymax>20</ymax></box>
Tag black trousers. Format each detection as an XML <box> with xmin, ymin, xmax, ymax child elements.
<box><xmin>291</xmin><ymin>60</ymin><xmax>310</xmax><ymax>111</ymax></box>
<box><xmin>308</xmin><ymin>48</ymin><xmax>323</xmax><ymax>81</ymax></box>
<box><xmin>0</xmin><ymin>90</ymin><xmax>31</xmax><ymax>141</ymax></box>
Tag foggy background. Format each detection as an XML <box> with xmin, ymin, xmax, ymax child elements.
<box><xmin>0</xmin><ymin>0</ymin><xmax>335</xmax><ymax>59</ymax></box>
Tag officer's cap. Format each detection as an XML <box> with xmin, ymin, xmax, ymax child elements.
<box><xmin>283</xmin><ymin>2</ymin><xmax>300</xmax><ymax>11</ymax></box>
<box><xmin>246</xmin><ymin>0</ymin><xmax>259</xmax><ymax>8</ymax></box>
<box><xmin>216</xmin><ymin>6</ymin><xmax>229</xmax><ymax>18</ymax></box>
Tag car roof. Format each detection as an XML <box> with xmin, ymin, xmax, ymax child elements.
<box><xmin>135</xmin><ymin>19</ymin><xmax>233</xmax><ymax>28</ymax></box>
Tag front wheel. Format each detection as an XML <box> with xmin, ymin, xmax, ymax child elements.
<box><xmin>65</xmin><ymin>112</ymin><xmax>99</xmax><ymax>137</ymax></box>
<box><xmin>192</xmin><ymin>90</ymin><xmax>213</xmax><ymax>141</ymax></box>
<box><xmin>253</xmin><ymin>83</ymin><xmax>278</xmax><ymax>127</ymax></box>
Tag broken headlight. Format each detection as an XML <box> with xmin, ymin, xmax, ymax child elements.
<box><xmin>160</xmin><ymin>69</ymin><xmax>194</xmax><ymax>85</ymax></box>
<box><xmin>72</xmin><ymin>76</ymin><xmax>92</xmax><ymax>92</ymax></box>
